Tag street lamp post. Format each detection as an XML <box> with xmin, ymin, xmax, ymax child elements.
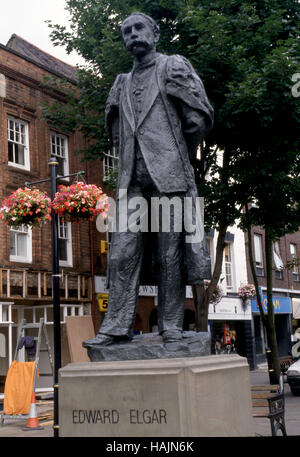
<box><xmin>25</xmin><ymin>159</ymin><xmax>85</xmax><ymax>437</ymax></box>
<box><xmin>49</xmin><ymin>157</ymin><xmax>61</xmax><ymax>438</ymax></box>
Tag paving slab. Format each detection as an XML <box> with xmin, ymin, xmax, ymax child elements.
<box><xmin>0</xmin><ymin>403</ymin><xmax>53</xmax><ymax>437</ymax></box>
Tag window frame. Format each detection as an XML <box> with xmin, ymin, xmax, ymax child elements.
<box><xmin>50</xmin><ymin>132</ymin><xmax>69</xmax><ymax>179</ymax></box>
<box><xmin>205</xmin><ymin>237</ymin><xmax>214</xmax><ymax>274</ymax></box>
<box><xmin>290</xmin><ymin>243</ymin><xmax>299</xmax><ymax>282</ymax></box>
<box><xmin>223</xmin><ymin>242</ymin><xmax>234</xmax><ymax>291</ymax></box>
<box><xmin>7</xmin><ymin>116</ymin><xmax>30</xmax><ymax>171</ymax></box>
<box><xmin>58</xmin><ymin>218</ymin><xmax>73</xmax><ymax>267</ymax></box>
<box><xmin>273</xmin><ymin>240</ymin><xmax>284</xmax><ymax>280</ymax></box>
<box><xmin>254</xmin><ymin>233</ymin><xmax>264</xmax><ymax>276</ymax></box>
<box><xmin>9</xmin><ymin>225</ymin><xmax>32</xmax><ymax>263</ymax></box>
<box><xmin>103</xmin><ymin>146</ymin><xmax>119</xmax><ymax>181</ymax></box>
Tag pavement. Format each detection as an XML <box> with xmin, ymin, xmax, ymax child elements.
<box><xmin>0</xmin><ymin>401</ymin><xmax>53</xmax><ymax>437</ymax></box>
<box><xmin>0</xmin><ymin>364</ymin><xmax>299</xmax><ymax>437</ymax></box>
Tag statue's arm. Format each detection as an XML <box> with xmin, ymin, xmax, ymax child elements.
<box><xmin>105</xmin><ymin>74</ymin><xmax>124</xmax><ymax>147</ymax></box>
<box><xmin>177</xmin><ymin>102</ymin><xmax>207</xmax><ymax>158</ymax></box>
<box><xmin>165</xmin><ymin>55</ymin><xmax>214</xmax><ymax>158</ymax></box>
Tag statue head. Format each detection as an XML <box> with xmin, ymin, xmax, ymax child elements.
<box><xmin>121</xmin><ymin>12</ymin><xmax>160</xmax><ymax>58</ymax></box>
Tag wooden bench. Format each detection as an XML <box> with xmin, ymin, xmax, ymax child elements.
<box><xmin>251</xmin><ymin>379</ymin><xmax>287</xmax><ymax>436</ymax></box>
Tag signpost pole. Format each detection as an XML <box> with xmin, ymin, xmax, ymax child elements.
<box><xmin>49</xmin><ymin>157</ymin><xmax>61</xmax><ymax>438</ymax></box>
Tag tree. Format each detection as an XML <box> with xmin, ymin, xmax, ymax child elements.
<box><xmin>178</xmin><ymin>0</ymin><xmax>300</xmax><ymax>342</ymax></box>
<box><xmin>43</xmin><ymin>1</ymin><xmax>300</xmax><ymax>376</ymax></box>
<box><xmin>239</xmin><ymin>153</ymin><xmax>300</xmax><ymax>381</ymax></box>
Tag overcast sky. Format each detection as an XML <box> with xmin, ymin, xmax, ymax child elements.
<box><xmin>0</xmin><ymin>0</ymin><xmax>85</xmax><ymax>67</ymax></box>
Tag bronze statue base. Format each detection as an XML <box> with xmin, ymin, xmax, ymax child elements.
<box><xmin>86</xmin><ymin>331</ymin><xmax>211</xmax><ymax>362</ymax></box>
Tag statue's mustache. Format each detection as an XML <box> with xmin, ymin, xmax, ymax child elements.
<box><xmin>128</xmin><ymin>40</ymin><xmax>150</xmax><ymax>51</ymax></box>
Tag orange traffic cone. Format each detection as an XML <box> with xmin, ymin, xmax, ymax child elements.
<box><xmin>22</xmin><ymin>392</ymin><xmax>44</xmax><ymax>431</ymax></box>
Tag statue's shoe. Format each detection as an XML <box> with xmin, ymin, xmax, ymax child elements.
<box><xmin>82</xmin><ymin>333</ymin><xmax>131</xmax><ymax>348</ymax></box>
<box><xmin>82</xmin><ymin>334</ymin><xmax>116</xmax><ymax>348</ymax></box>
<box><xmin>162</xmin><ymin>330</ymin><xmax>183</xmax><ymax>344</ymax></box>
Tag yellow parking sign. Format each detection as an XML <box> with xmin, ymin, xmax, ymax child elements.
<box><xmin>97</xmin><ymin>293</ymin><xmax>109</xmax><ymax>312</ymax></box>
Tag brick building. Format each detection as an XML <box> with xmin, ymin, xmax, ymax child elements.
<box><xmin>0</xmin><ymin>35</ymin><xmax>108</xmax><ymax>390</ymax></box>
<box><xmin>245</xmin><ymin>226</ymin><xmax>300</xmax><ymax>364</ymax></box>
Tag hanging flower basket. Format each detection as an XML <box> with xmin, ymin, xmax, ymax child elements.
<box><xmin>52</xmin><ymin>181</ymin><xmax>109</xmax><ymax>223</ymax></box>
<box><xmin>238</xmin><ymin>283</ymin><xmax>255</xmax><ymax>301</ymax></box>
<box><xmin>0</xmin><ymin>187</ymin><xmax>52</xmax><ymax>228</ymax></box>
<box><xmin>204</xmin><ymin>280</ymin><xmax>223</xmax><ymax>305</ymax></box>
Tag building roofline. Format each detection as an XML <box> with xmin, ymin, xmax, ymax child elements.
<box><xmin>0</xmin><ymin>41</ymin><xmax>78</xmax><ymax>85</ymax></box>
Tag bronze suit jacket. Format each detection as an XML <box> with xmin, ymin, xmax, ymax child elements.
<box><xmin>105</xmin><ymin>53</ymin><xmax>214</xmax><ymax>284</ymax></box>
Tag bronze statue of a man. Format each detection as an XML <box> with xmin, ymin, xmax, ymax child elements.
<box><xmin>83</xmin><ymin>12</ymin><xmax>214</xmax><ymax>348</ymax></box>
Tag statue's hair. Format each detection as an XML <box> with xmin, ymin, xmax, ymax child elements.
<box><xmin>121</xmin><ymin>12</ymin><xmax>160</xmax><ymax>35</ymax></box>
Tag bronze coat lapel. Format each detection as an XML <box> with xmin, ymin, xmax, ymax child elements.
<box><xmin>122</xmin><ymin>72</ymin><xmax>135</xmax><ymax>133</ymax></box>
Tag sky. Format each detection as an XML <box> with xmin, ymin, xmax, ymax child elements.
<box><xmin>0</xmin><ymin>0</ymin><xmax>85</xmax><ymax>67</ymax></box>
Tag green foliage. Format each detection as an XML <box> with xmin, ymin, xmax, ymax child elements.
<box><xmin>103</xmin><ymin>167</ymin><xmax>119</xmax><ymax>191</ymax></box>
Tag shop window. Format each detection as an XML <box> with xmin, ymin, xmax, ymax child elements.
<box><xmin>224</xmin><ymin>243</ymin><xmax>233</xmax><ymax>290</ymax></box>
<box><xmin>103</xmin><ymin>146</ymin><xmax>119</xmax><ymax>181</ymax></box>
<box><xmin>213</xmin><ymin>323</ymin><xmax>237</xmax><ymax>355</ymax></box>
<box><xmin>10</xmin><ymin>225</ymin><xmax>32</xmax><ymax>263</ymax></box>
<box><xmin>205</xmin><ymin>237</ymin><xmax>214</xmax><ymax>271</ymax></box>
<box><xmin>290</xmin><ymin>243</ymin><xmax>299</xmax><ymax>282</ymax></box>
<box><xmin>7</xmin><ymin>117</ymin><xmax>30</xmax><ymax>170</ymax></box>
<box><xmin>50</xmin><ymin>132</ymin><xmax>69</xmax><ymax>178</ymax></box>
<box><xmin>254</xmin><ymin>234</ymin><xmax>264</xmax><ymax>276</ymax></box>
<box><xmin>58</xmin><ymin>218</ymin><xmax>72</xmax><ymax>267</ymax></box>
<box><xmin>273</xmin><ymin>241</ymin><xmax>284</xmax><ymax>280</ymax></box>
<box><xmin>275</xmin><ymin>270</ymin><xmax>283</xmax><ymax>279</ymax></box>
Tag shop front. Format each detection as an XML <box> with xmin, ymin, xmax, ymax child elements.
<box><xmin>251</xmin><ymin>295</ymin><xmax>293</xmax><ymax>362</ymax></box>
<box><xmin>207</xmin><ymin>297</ymin><xmax>255</xmax><ymax>369</ymax></box>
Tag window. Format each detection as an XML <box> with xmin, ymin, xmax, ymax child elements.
<box><xmin>224</xmin><ymin>243</ymin><xmax>233</xmax><ymax>290</ymax></box>
<box><xmin>273</xmin><ymin>240</ymin><xmax>284</xmax><ymax>279</ymax></box>
<box><xmin>290</xmin><ymin>243</ymin><xmax>299</xmax><ymax>282</ymax></box>
<box><xmin>254</xmin><ymin>234</ymin><xmax>264</xmax><ymax>276</ymax></box>
<box><xmin>50</xmin><ymin>132</ymin><xmax>69</xmax><ymax>177</ymax></box>
<box><xmin>205</xmin><ymin>237</ymin><xmax>214</xmax><ymax>272</ymax></box>
<box><xmin>106</xmin><ymin>227</ymin><xmax>112</xmax><ymax>253</ymax></box>
<box><xmin>10</xmin><ymin>225</ymin><xmax>32</xmax><ymax>263</ymax></box>
<box><xmin>58</xmin><ymin>218</ymin><xmax>72</xmax><ymax>267</ymax></box>
<box><xmin>103</xmin><ymin>146</ymin><xmax>119</xmax><ymax>181</ymax></box>
<box><xmin>7</xmin><ymin>117</ymin><xmax>30</xmax><ymax>170</ymax></box>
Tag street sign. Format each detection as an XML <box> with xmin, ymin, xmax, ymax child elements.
<box><xmin>251</xmin><ymin>295</ymin><xmax>292</xmax><ymax>314</ymax></box>
<box><xmin>97</xmin><ymin>293</ymin><xmax>108</xmax><ymax>312</ymax></box>
<box><xmin>100</xmin><ymin>240</ymin><xmax>108</xmax><ymax>254</ymax></box>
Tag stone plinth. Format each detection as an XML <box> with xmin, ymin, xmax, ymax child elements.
<box><xmin>59</xmin><ymin>354</ymin><xmax>254</xmax><ymax>437</ymax></box>
<box><xmin>87</xmin><ymin>331</ymin><xmax>211</xmax><ymax>362</ymax></box>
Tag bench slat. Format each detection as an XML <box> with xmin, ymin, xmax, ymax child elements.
<box><xmin>252</xmin><ymin>401</ymin><xmax>269</xmax><ymax>407</ymax></box>
<box><xmin>252</xmin><ymin>410</ymin><xmax>269</xmax><ymax>417</ymax></box>
<box><xmin>252</xmin><ymin>393</ymin><xmax>279</xmax><ymax>399</ymax></box>
<box><xmin>251</xmin><ymin>385</ymin><xmax>280</xmax><ymax>391</ymax></box>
